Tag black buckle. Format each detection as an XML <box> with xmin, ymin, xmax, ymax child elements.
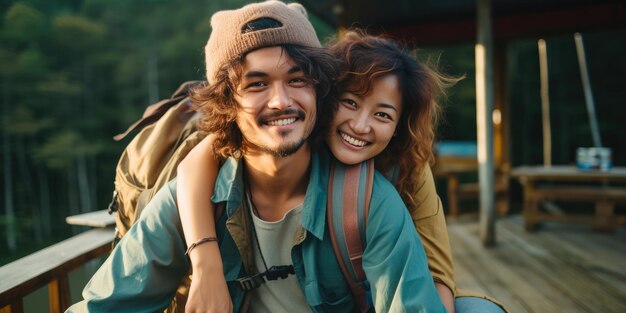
<box><xmin>236</xmin><ymin>273</ymin><xmax>266</xmax><ymax>291</ymax></box>
<box><xmin>107</xmin><ymin>190</ymin><xmax>118</xmax><ymax>214</ymax></box>
<box><xmin>233</xmin><ymin>265</ymin><xmax>295</xmax><ymax>291</ymax></box>
<box><xmin>265</xmin><ymin>265</ymin><xmax>295</xmax><ymax>281</ymax></box>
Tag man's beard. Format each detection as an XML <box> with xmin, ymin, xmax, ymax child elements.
<box><xmin>251</xmin><ymin>137</ymin><xmax>307</xmax><ymax>158</ymax></box>
<box><xmin>247</xmin><ymin>108</ymin><xmax>311</xmax><ymax>157</ymax></box>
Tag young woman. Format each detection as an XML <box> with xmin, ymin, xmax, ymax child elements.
<box><xmin>178</xmin><ymin>31</ymin><xmax>504</xmax><ymax>313</ymax></box>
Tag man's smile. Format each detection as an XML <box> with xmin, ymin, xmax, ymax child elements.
<box><xmin>266</xmin><ymin>117</ymin><xmax>297</xmax><ymax>126</ymax></box>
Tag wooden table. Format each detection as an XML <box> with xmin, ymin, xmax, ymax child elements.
<box><xmin>511</xmin><ymin>165</ymin><xmax>626</xmax><ymax>231</ymax></box>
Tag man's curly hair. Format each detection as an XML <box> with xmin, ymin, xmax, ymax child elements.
<box><xmin>192</xmin><ymin>45</ymin><xmax>339</xmax><ymax>159</ymax></box>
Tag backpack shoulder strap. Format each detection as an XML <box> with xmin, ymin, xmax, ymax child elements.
<box><xmin>327</xmin><ymin>159</ymin><xmax>375</xmax><ymax>313</ymax></box>
<box><xmin>113</xmin><ymin>81</ymin><xmax>204</xmax><ymax>141</ymax></box>
<box><xmin>384</xmin><ymin>164</ymin><xmax>400</xmax><ymax>187</ymax></box>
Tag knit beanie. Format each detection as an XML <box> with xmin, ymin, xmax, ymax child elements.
<box><xmin>205</xmin><ymin>0</ymin><xmax>321</xmax><ymax>83</ymax></box>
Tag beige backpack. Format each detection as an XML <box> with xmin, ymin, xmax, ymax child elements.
<box><xmin>107</xmin><ymin>81</ymin><xmax>206</xmax><ymax>241</ymax></box>
<box><xmin>106</xmin><ymin>81</ymin><xmax>207</xmax><ymax>312</ymax></box>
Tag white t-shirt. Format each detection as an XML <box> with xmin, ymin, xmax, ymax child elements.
<box><xmin>247</xmin><ymin>198</ymin><xmax>311</xmax><ymax>313</ymax></box>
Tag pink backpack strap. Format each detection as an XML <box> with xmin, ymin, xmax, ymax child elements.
<box><xmin>327</xmin><ymin>159</ymin><xmax>375</xmax><ymax>312</ymax></box>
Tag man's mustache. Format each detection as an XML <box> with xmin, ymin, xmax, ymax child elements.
<box><xmin>257</xmin><ymin>109</ymin><xmax>305</xmax><ymax>124</ymax></box>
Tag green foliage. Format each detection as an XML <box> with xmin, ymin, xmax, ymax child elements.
<box><xmin>2</xmin><ymin>106</ymin><xmax>54</xmax><ymax>136</ymax></box>
<box><xmin>52</xmin><ymin>15</ymin><xmax>105</xmax><ymax>51</ymax></box>
<box><xmin>14</xmin><ymin>47</ymin><xmax>47</xmax><ymax>78</ymax></box>
<box><xmin>0</xmin><ymin>0</ymin><xmax>337</xmax><ymax>264</ymax></box>
<box><xmin>34</xmin><ymin>130</ymin><xmax>103</xmax><ymax>169</ymax></box>
<box><xmin>420</xmin><ymin>45</ymin><xmax>476</xmax><ymax>140</ymax></box>
<box><xmin>3</xmin><ymin>2</ymin><xmax>46</xmax><ymax>44</ymax></box>
<box><xmin>38</xmin><ymin>73</ymin><xmax>82</xmax><ymax>96</ymax></box>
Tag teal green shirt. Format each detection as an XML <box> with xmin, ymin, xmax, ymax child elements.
<box><xmin>67</xmin><ymin>151</ymin><xmax>445</xmax><ymax>313</ymax></box>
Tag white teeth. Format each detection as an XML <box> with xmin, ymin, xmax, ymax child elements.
<box><xmin>340</xmin><ymin>132</ymin><xmax>367</xmax><ymax>147</ymax></box>
<box><xmin>267</xmin><ymin>118</ymin><xmax>296</xmax><ymax>126</ymax></box>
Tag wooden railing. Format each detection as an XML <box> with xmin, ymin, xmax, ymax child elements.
<box><xmin>0</xmin><ymin>228</ymin><xmax>114</xmax><ymax>313</ymax></box>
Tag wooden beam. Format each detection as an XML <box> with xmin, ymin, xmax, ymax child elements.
<box><xmin>476</xmin><ymin>0</ymin><xmax>496</xmax><ymax>246</ymax></box>
<box><xmin>387</xmin><ymin>3</ymin><xmax>626</xmax><ymax>46</ymax></box>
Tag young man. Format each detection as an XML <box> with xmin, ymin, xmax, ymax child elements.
<box><xmin>67</xmin><ymin>1</ymin><xmax>445</xmax><ymax>312</ymax></box>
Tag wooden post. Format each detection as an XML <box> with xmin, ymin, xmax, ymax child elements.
<box><xmin>476</xmin><ymin>0</ymin><xmax>496</xmax><ymax>246</ymax></box>
<box><xmin>593</xmin><ymin>201</ymin><xmax>616</xmax><ymax>232</ymax></box>
<box><xmin>447</xmin><ymin>175</ymin><xmax>460</xmax><ymax>217</ymax></box>
<box><xmin>494</xmin><ymin>41</ymin><xmax>509</xmax><ymax>170</ymax></box>
<box><xmin>522</xmin><ymin>179</ymin><xmax>540</xmax><ymax>231</ymax></box>
<box><xmin>574</xmin><ymin>33</ymin><xmax>602</xmax><ymax>148</ymax></box>
<box><xmin>538</xmin><ymin>39</ymin><xmax>552</xmax><ymax>166</ymax></box>
<box><xmin>49</xmin><ymin>275</ymin><xmax>70</xmax><ymax>313</ymax></box>
<box><xmin>494</xmin><ymin>40</ymin><xmax>511</xmax><ymax>216</ymax></box>
<box><xmin>0</xmin><ymin>300</ymin><xmax>23</xmax><ymax>313</ymax></box>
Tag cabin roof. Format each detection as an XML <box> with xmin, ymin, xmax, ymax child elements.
<box><xmin>301</xmin><ymin>0</ymin><xmax>626</xmax><ymax>45</ymax></box>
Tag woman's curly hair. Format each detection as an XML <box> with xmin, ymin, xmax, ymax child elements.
<box><xmin>328</xmin><ymin>30</ymin><xmax>461</xmax><ymax>211</ymax></box>
<box><xmin>192</xmin><ymin>45</ymin><xmax>339</xmax><ymax>159</ymax></box>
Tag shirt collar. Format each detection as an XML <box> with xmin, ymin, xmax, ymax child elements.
<box><xmin>212</xmin><ymin>151</ymin><xmax>330</xmax><ymax>240</ymax></box>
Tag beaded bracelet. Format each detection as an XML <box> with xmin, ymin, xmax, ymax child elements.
<box><xmin>185</xmin><ymin>236</ymin><xmax>218</xmax><ymax>255</ymax></box>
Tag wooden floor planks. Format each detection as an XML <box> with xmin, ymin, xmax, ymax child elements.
<box><xmin>447</xmin><ymin>214</ymin><xmax>626</xmax><ymax>313</ymax></box>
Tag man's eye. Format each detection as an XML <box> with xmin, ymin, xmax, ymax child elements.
<box><xmin>289</xmin><ymin>77</ymin><xmax>309</xmax><ymax>86</ymax></box>
<box><xmin>246</xmin><ymin>81</ymin><xmax>266</xmax><ymax>89</ymax></box>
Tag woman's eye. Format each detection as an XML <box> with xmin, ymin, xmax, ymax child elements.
<box><xmin>341</xmin><ymin>99</ymin><xmax>357</xmax><ymax>108</ymax></box>
<box><xmin>375</xmin><ymin>112</ymin><xmax>393</xmax><ymax>120</ymax></box>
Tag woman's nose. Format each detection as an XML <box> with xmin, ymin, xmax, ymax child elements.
<box><xmin>350</xmin><ymin>112</ymin><xmax>371</xmax><ymax>134</ymax></box>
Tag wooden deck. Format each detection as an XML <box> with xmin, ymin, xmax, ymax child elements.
<box><xmin>3</xmin><ymin>212</ymin><xmax>625</xmax><ymax>312</ymax></box>
<box><xmin>448</xmin><ymin>214</ymin><xmax>626</xmax><ymax>313</ymax></box>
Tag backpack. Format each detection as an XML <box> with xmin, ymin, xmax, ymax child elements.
<box><xmin>107</xmin><ymin>81</ymin><xmax>206</xmax><ymax>241</ymax></box>
<box><xmin>107</xmin><ymin>81</ymin><xmax>374</xmax><ymax>312</ymax></box>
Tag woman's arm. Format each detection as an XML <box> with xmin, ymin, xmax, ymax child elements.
<box><xmin>406</xmin><ymin>166</ymin><xmax>456</xmax><ymax>313</ymax></box>
<box><xmin>177</xmin><ymin>134</ymin><xmax>233</xmax><ymax>313</ymax></box>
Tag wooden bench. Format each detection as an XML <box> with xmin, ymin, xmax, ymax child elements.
<box><xmin>512</xmin><ymin>165</ymin><xmax>626</xmax><ymax>232</ymax></box>
<box><xmin>433</xmin><ymin>155</ymin><xmax>509</xmax><ymax>216</ymax></box>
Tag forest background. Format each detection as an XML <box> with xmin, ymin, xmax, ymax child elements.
<box><xmin>1</xmin><ymin>0</ymin><xmax>625</xmax><ymax>265</ymax></box>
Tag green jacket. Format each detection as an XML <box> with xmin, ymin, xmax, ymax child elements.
<box><xmin>67</xmin><ymin>151</ymin><xmax>445</xmax><ymax>313</ymax></box>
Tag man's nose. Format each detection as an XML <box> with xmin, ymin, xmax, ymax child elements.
<box><xmin>268</xmin><ymin>83</ymin><xmax>292</xmax><ymax>109</ymax></box>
